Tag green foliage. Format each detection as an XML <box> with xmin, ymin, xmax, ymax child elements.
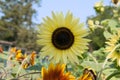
<box><xmin>88</xmin><ymin>6</ymin><xmax>118</xmax><ymax>21</ymax></box>
<box><xmin>17</xmin><ymin>27</ymin><xmax>41</xmax><ymax>51</ymax></box>
<box><xmin>86</xmin><ymin>1</ymin><xmax>120</xmax><ymax>80</ymax></box>
<box><xmin>0</xmin><ymin>0</ymin><xmax>35</xmax><ymax>40</ymax></box>
<box><xmin>88</xmin><ymin>27</ymin><xmax>106</xmax><ymax>50</ymax></box>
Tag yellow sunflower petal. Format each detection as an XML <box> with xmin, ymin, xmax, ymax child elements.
<box><xmin>105</xmin><ymin>28</ymin><xmax>120</xmax><ymax>66</ymax></box>
<box><xmin>41</xmin><ymin>63</ymin><xmax>75</xmax><ymax>80</ymax></box>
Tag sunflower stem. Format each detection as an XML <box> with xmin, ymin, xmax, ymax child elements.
<box><xmin>0</xmin><ymin>67</ymin><xmax>7</xmax><ymax>79</ymax></box>
<box><xmin>97</xmin><ymin>44</ymin><xmax>120</xmax><ymax>80</ymax></box>
<box><xmin>66</xmin><ymin>65</ymin><xmax>68</xmax><ymax>72</ymax></box>
<box><xmin>11</xmin><ymin>71</ymin><xmax>41</xmax><ymax>79</ymax></box>
<box><xmin>15</xmin><ymin>56</ymin><xmax>28</xmax><ymax>78</ymax></box>
<box><xmin>106</xmin><ymin>71</ymin><xmax>120</xmax><ymax>80</ymax></box>
<box><xmin>88</xmin><ymin>53</ymin><xmax>98</xmax><ymax>64</ymax></box>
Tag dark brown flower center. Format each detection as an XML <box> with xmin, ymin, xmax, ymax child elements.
<box><xmin>52</xmin><ymin>27</ymin><xmax>74</xmax><ymax>50</ymax></box>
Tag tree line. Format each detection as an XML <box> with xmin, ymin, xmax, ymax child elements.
<box><xmin>0</xmin><ymin>0</ymin><xmax>41</xmax><ymax>52</ymax></box>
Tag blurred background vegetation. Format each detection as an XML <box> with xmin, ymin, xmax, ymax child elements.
<box><xmin>0</xmin><ymin>0</ymin><xmax>41</xmax><ymax>52</ymax></box>
<box><xmin>87</xmin><ymin>1</ymin><xmax>120</xmax><ymax>51</ymax></box>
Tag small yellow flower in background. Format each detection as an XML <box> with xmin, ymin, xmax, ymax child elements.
<box><xmin>22</xmin><ymin>63</ymin><xmax>29</xmax><ymax>69</ymax></box>
<box><xmin>41</xmin><ymin>63</ymin><xmax>75</xmax><ymax>80</ymax></box>
<box><xmin>88</xmin><ymin>20</ymin><xmax>95</xmax><ymax>31</ymax></box>
<box><xmin>8</xmin><ymin>47</ymin><xmax>17</xmax><ymax>60</ymax></box>
<box><xmin>10</xmin><ymin>47</ymin><xmax>16</xmax><ymax>54</ymax></box>
<box><xmin>100</xmin><ymin>7</ymin><xmax>104</xmax><ymax>12</ymax></box>
<box><xmin>78</xmin><ymin>68</ymin><xmax>96</xmax><ymax>80</ymax></box>
<box><xmin>22</xmin><ymin>51</ymin><xmax>36</xmax><ymax>69</ymax></box>
<box><xmin>94</xmin><ymin>1</ymin><xmax>102</xmax><ymax>7</ymax></box>
<box><xmin>88</xmin><ymin>20</ymin><xmax>94</xmax><ymax>26</ymax></box>
<box><xmin>105</xmin><ymin>28</ymin><xmax>120</xmax><ymax>66</ymax></box>
<box><xmin>95</xmin><ymin>20</ymin><xmax>100</xmax><ymax>25</ymax></box>
<box><xmin>94</xmin><ymin>1</ymin><xmax>104</xmax><ymax>13</ymax></box>
<box><xmin>15</xmin><ymin>49</ymin><xmax>25</xmax><ymax>62</ymax></box>
<box><xmin>30</xmin><ymin>51</ymin><xmax>36</xmax><ymax>66</ymax></box>
<box><xmin>37</xmin><ymin>11</ymin><xmax>90</xmax><ymax>64</ymax></box>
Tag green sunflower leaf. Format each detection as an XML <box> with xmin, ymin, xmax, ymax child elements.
<box><xmin>103</xmin><ymin>30</ymin><xmax>112</xmax><ymax>39</ymax></box>
<box><xmin>108</xmin><ymin>19</ymin><xmax>117</xmax><ymax>31</ymax></box>
<box><xmin>81</xmin><ymin>61</ymin><xmax>103</xmax><ymax>72</ymax></box>
<box><xmin>26</xmin><ymin>63</ymin><xmax>42</xmax><ymax>71</ymax></box>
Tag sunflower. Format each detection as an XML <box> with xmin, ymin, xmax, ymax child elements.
<box><xmin>105</xmin><ymin>29</ymin><xmax>120</xmax><ymax>66</ymax></box>
<box><xmin>10</xmin><ymin>47</ymin><xmax>16</xmax><ymax>54</ymax></box>
<box><xmin>37</xmin><ymin>12</ymin><xmax>90</xmax><ymax>64</ymax></box>
<box><xmin>22</xmin><ymin>63</ymin><xmax>29</xmax><ymax>69</ymax></box>
<box><xmin>41</xmin><ymin>63</ymin><xmax>75</xmax><ymax>80</ymax></box>
<box><xmin>22</xmin><ymin>51</ymin><xmax>36</xmax><ymax>69</ymax></box>
<box><xmin>15</xmin><ymin>49</ymin><xmax>25</xmax><ymax>62</ymax></box>
<box><xmin>112</xmin><ymin>0</ymin><xmax>120</xmax><ymax>5</ymax></box>
<box><xmin>78</xmin><ymin>68</ymin><xmax>96</xmax><ymax>80</ymax></box>
<box><xmin>30</xmin><ymin>51</ymin><xmax>36</xmax><ymax>66</ymax></box>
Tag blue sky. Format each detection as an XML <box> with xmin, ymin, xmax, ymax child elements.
<box><xmin>33</xmin><ymin>0</ymin><xmax>110</xmax><ymax>24</ymax></box>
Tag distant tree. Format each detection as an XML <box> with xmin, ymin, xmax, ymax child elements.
<box><xmin>0</xmin><ymin>0</ymin><xmax>41</xmax><ymax>51</ymax></box>
<box><xmin>17</xmin><ymin>27</ymin><xmax>41</xmax><ymax>51</ymax></box>
<box><xmin>0</xmin><ymin>0</ymin><xmax>40</xmax><ymax>41</ymax></box>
